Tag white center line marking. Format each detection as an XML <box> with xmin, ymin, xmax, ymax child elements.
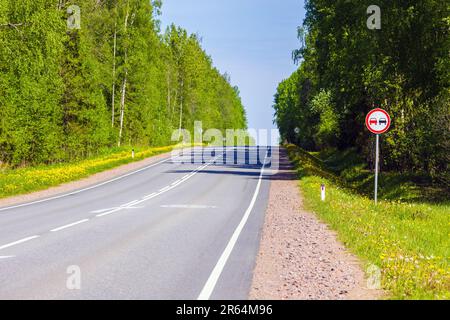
<box><xmin>90</xmin><ymin>208</ymin><xmax>116</xmax><ymax>214</ymax></box>
<box><xmin>95</xmin><ymin>156</ymin><xmax>222</xmax><ymax>219</ymax></box>
<box><xmin>0</xmin><ymin>152</ymin><xmax>222</xmax><ymax>254</ymax></box>
<box><xmin>0</xmin><ymin>256</ymin><xmax>15</xmax><ymax>259</ymax></box>
<box><xmin>0</xmin><ymin>236</ymin><xmax>40</xmax><ymax>251</ymax></box>
<box><xmin>121</xmin><ymin>200</ymin><xmax>140</xmax><ymax>207</ymax></box>
<box><xmin>142</xmin><ymin>193</ymin><xmax>158</xmax><ymax>200</ymax></box>
<box><xmin>159</xmin><ymin>186</ymin><xmax>172</xmax><ymax>193</ymax></box>
<box><xmin>50</xmin><ymin>219</ymin><xmax>89</xmax><ymax>232</ymax></box>
<box><xmin>96</xmin><ymin>209</ymin><xmax>121</xmax><ymax>217</ymax></box>
<box><xmin>160</xmin><ymin>205</ymin><xmax>218</xmax><ymax>209</ymax></box>
<box><xmin>197</xmin><ymin>152</ymin><xmax>268</xmax><ymax>300</ymax></box>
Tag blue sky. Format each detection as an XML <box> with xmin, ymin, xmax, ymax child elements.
<box><xmin>159</xmin><ymin>0</ymin><xmax>305</xmax><ymax>134</ymax></box>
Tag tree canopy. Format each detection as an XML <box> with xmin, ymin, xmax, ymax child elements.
<box><xmin>0</xmin><ymin>0</ymin><xmax>247</xmax><ymax>166</ymax></box>
<box><xmin>274</xmin><ymin>0</ymin><xmax>449</xmax><ymax>183</ymax></box>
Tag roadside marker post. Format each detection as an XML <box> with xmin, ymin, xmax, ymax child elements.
<box><xmin>321</xmin><ymin>184</ymin><xmax>326</xmax><ymax>202</ymax></box>
<box><xmin>365</xmin><ymin>108</ymin><xmax>391</xmax><ymax>204</ymax></box>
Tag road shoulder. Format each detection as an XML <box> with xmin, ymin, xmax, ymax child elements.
<box><xmin>0</xmin><ymin>151</ymin><xmax>173</xmax><ymax>209</ymax></box>
<box><xmin>249</xmin><ymin>153</ymin><xmax>383</xmax><ymax>300</ymax></box>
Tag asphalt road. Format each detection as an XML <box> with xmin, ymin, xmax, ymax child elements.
<box><xmin>0</xmin><ymin>146</ymin><xmax>279</xmax><ymax>300</ymax></box>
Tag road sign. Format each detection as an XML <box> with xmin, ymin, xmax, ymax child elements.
<box><xmin>365</xmin><ymin>108</ymin><xmax>391</xmax><ymax>204</ymax></box>
<box><xmin>365</xmin><ymin>108</ymin><xmax>391</xmax><ymax>134</ymax></box>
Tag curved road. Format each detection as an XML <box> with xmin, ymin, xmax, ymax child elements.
<box><xmin>0</xmin><ymin>147</ymin><xmax>279</xmax><ymax>300</ymax></box>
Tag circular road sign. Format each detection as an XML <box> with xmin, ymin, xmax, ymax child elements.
<box><xmin>365</xmin><ymin>108</ymin><xmax>391</xmax><ymax>134</ymax></box>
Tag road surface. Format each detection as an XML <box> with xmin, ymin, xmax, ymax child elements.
<box><xmin>0</xmin><ymin>146</ymin><xmax>279</xmax><ymax>299</ymax></box>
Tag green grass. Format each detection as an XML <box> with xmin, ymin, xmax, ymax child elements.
<box><xmin>312</xmin><ymin>148</ymin><xmax>449</xmax><ymax>204</ymax></box>
<box><xmin>286</xmin><ymin>144</ymin><xmax>450</xmax><ymax>300</ymax></box>
<box><xmin>0</xmin><ymin>145</ymin><xmax>179</xmax><ymax>199</ymax></box>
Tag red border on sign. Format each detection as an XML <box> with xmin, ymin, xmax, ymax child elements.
<box><xmin>365</xmin><ymin>108</ymin><xmax>391</xmax><ymax>134</ymax></box>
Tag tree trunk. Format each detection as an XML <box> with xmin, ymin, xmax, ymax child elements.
<box><xmin>178</xmin><ymin>100</ymin><xmax>183</xmax><ymax>140</ymax></box>
<box><xmin>167</xmin><ymin>72</ymin><xmax>171</xmax><ymax>115</ymax></box>
<box><xmin>177</xmin><ymin>79</ymin><xmax>183</xmax><ymax>139</ymax></box>
<box><xmin>172</xmin><ymin>89</ymin><xmax>178</xmax><ymax>123</ymax></box>
<box><xmin>111</xmin><ymin>22</ymin><xmax>117</xmax><ymax>127</ymax></box>
<box><xmin>118</xmin><ymin>72</ymin><xmax>127</xmax><ymax>147</ymax></box>
<box><xmin>117</xmin><ymin>2</ymin><xmax>130</xmax><ymax>147</ymax></box>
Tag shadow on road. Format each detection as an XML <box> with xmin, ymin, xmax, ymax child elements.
<box><xmin>168</xmin><ymin>148</ymin><xmax>297</xmax><ymax>181</ymax></box>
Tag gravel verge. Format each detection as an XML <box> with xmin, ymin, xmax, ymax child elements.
<box><xmin>249</xmin><ymin>149</ymin><xmax>383</xmax><ymax>300</ymax></box>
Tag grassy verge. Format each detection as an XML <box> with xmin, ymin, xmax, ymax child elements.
<box><xmin>0</xmin><ymin>145</ymin><xmax>179</xmax><ymax>199</ymax></box>
<box><xmin>286</xmin><ymin>144</ymin><xmax>449</xmax><ymax>300</ymax></box>
<box><xmin>312</xmin><ymin>148</ymin><xmax>449</xmax><ymax>203</ymax></box>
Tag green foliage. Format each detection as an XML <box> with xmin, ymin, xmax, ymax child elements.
<box><xmin>0</xmin><ymin>1</ymin><xmax>247</xmax><ymax>166</ymax></box>
<box><xmin>274</xmin><ymin>1</ymin><xmax>449</xmax><ymax>185</ymax></box>
<box><xmin>310</xmin><ymin>89</ymin><xmax>339</xmax><ymax>148</ymax></box>
<box><xmin>0</xmin><ymin>0</ymin><xmax>66</xmax><ymax>165</ymax></box>
<box><xmin>313</xmin><ymin>147</ymin><xmax>450</xmax><ymax>204</ymax></box>
<box><xmin>0</xmin><ymin>145</ymin><xmax>175</xmax><ymax>199</ymax></box>
<box><xmin>287</xmin><ymin>144</ymin><xmax>450</xmax><ymax>300</ymax></box>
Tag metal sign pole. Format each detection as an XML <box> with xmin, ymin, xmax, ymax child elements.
<box><xmin>366</xmin><ymin>108</ymin><xmax>390</xmax><ymax>205</ymax></box>
<box><xmin>374</xmin><ymin>134</ymin><xmax>379</xmax><ymax>204</ymax></box>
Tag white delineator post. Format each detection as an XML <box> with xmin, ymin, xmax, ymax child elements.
<box><xmin>132</xmin><ymin>149</ymin><xmax>135</xmax><ymax>159</ymax></box>
<box><xmin>321</xmin><ymin>184</ymin><xmax>326</xmax><ymax>201</ymax></box>
<box><xmin>374</xmin><ymin>134</ymin><xmax>379</xmax><ymax>204</ymax></box>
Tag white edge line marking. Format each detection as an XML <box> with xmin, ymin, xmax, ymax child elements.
<box><xmin>0</xmin><ymin>235</ymin><xmax>40</xmax><ymax>251</ymax></box>
<box><xmin>50</xmin><ymin>219</ymin><xmax>89</xmax><ymax>232</ymax></box>
<box><xmin>197</xmin><ymin>153</ymin><xmax>268</xmax><ymax>300</ymax></box>
<box><xmin>0</xmin><ymin>255</ymin><xmax>15</xmax><ymax>259</ymax></box>
<box><xmin>0</xmin><ymin>154</ymin><xmax>183</xmax><ymax>212</ymax></box>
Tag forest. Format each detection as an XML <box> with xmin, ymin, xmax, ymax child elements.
<box><xmin>0</xmin><ymin>0</ymin><xmax>247</xmax><ymax>166</ymax></box>
<box><xmin>273</xmin><ymin>0</ymin><xmax>449</xmax><ymax>185</ymax></box>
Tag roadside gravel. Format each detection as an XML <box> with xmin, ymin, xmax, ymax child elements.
<box><xmin>249</xmin><ymin>149</ymin><xmax>383</xmax><ymax>300</ymax></box>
